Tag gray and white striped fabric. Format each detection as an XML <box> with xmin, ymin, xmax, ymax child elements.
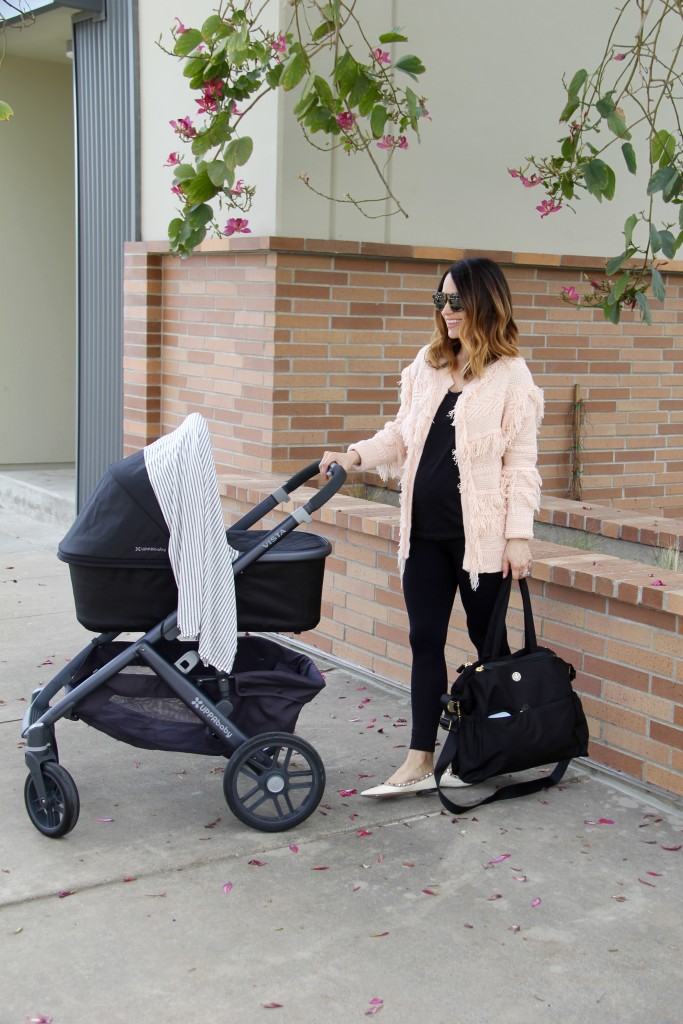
<box><xmin>143</xmin><ymin>414</ymin><xmax>238</xmax><ymax>673</ymax></box>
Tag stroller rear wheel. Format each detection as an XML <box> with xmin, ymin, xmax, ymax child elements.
<box><xmin>24</xmin><ymin>762</ymin><xmax>80</xmax><ymax>838</ymax></box>
<box><xmin>223</xmin><ymin>732</ymin><xmax>325</xmax><ymax>832</ymax></box>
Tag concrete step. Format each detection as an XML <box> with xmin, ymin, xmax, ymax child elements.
<box><xmin>0</xmin><ymin>464</ymin><xmax>76</xmax><ymax>530</ymax></box>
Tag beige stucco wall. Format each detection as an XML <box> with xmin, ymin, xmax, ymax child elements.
<box><xmin>0</xmin><ymin>54</ymin><xmax>75</xmax><ymax>464</ymax></box>
<box><xmin>138</xmin><ymin>0</ymin><xmax>647</xmax><ymax>259</ymax></box>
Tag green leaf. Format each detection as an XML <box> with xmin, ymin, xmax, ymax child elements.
<box><xmin>313</xmin><ymin>75</ymin><xmax>334</xmax><ymax>109</ymax></box>
<box><xmin>663</xmin><ymin>171</ymin><xmax>682</xmax><ymax>203</ymax></box>
<box><xmin>304</xmin><ymin>106</ymin><xmax>337</xmax><ymax>133</ymax></box>
<box><xmin>582</xmin><ymin>158</ymin><xmax>609</xmax><ymax>199</ymax></box>
<box><xmin>561</xmin><ymin>176</ymin><xmax>575</xmax><ymax>200</ymax></box>
<box><xmin>621</xmin><ymin>142</ymin><xmax>637</xmax><ymax>174</ymax></box>
<box><xmin>636</xmin><ymin>291</ymin><xmax>652</xmax><ymax>325</ymax></box>
<box><xmin>603</xmin><ymin>164</ymin><xmax>616</xmax><ymax>201</ymax></box>
<box><xmin>312</xmin><ymin>20</ymin><xmax>336</xmax><ymax>42</ymax></box>
<box><xmin>224</xmin><ymin>135</ymin><xmax>253</xmax><ymax>171</ymax></box>
<box><xmin>647</xmin><ymin>165</ymin><xmax>678</xmax><ymax>197</ymax></box>
<box><xmin>173</xmin><ymin>28</ymin><xmax>203</xmax><ymax>56</ymax></box>
<box><xmin>607</xmin><ymin>111</ymin><xmax>631</xmax><ymax>139</ymax></box>
<box><xmin>173</xmin><ymin>164</ymin><xmax>196</xmax><ymax>182</ymax></box>
<box><xmin>281</xmin><ymin>52</ymin><xmax>308</xmax><ymax>91</ymax></box>
<box><xmin>347</xmin><ymin>72</ymin><xmax>371</xmax><ymax>109</ymax></box>
<box><xmin>559</xmin><ymin>96</ymin><xmax>580</xmax><ymax>123</ymax></box>
<box><xmin>659</xmin><ymin>229</ymin><xmax>677</xmax><ymax>259</ymax></box>
<box><xmin>370</xmin><ymin>103</ymin><xmax>388</xmax><ymax>139</ymax></box>
<box><xmin>623</xmin><ymin>213</ymin><xmax>638</xmax><ymax>247</ymax></box>
<box><xmin>333</xmin><ymin>51</ymin><xmax>359</xmax><ymax>98</ymax></box>
<box><xmin>561</xmin><ymin>136</ymin><xmax>578</xmax><ymax>161</ymax></box>
<box><xmin>604</xmin><ymin>301</ymin><xmax>621</xmax><ymax>324</ymax></box>
<box><xmin>168</xmin><ymin>217</ymin><xmax>184</xmax><ymax>242</ymax></box>
<box><xmin>201</xmin><ymin>14</ymin><xmax>229</xmax><ymax>41</ymax></box>
<box><xmin>568</xmin><ymin>68</ymin><xmax>588</xmax><ymax>98</ymax></box>
<box><xmin>266</xmin><ymin>63</ymin><xmax>284</xmax><ymax>88</ymax></box>
<box><xmin>183</xmin><ymin>56</ymin><xmax>207</xmax><ymax>80</ymax></box>
<box><xmin>187</xmin><ymin>203</ymin><xmax>214</xmax><ymax>229</ymax></box>
<box><xmin>649</xmin><ymin>222</ymin><xmax>662</xmax><ymax>253</ymax></box>
<box><xmin>405</xmin><ymin>87</ymin><xmax>418</xmax><ymax>129</ymax></box>
<box><xmin>596</xmin><ymin>92</ymin><xmax>616</xmax><ymax>117</ymax></box>
<box><xmin>651</xmin><ymin>266</ymin><xmax>666</xmax><ymax>302</ymax></box>
<box><xmin>680</xmin><ymin>205</ymin><xmax>683</xmax><ymax>230</ymax></box>
<box><xmin>393</xmin><ymin>54</ymin><xmax>426</xmax><ymax>80</ymax></box>
<box><xmin>379</xmin><ymin>31</ymin><xmax>408</xmax><ymax>43</ymax></box>
<box><xmin>611</xmin><ymin>272</ymin><xmax>630</xmax><ymax>302</ymax></box>
<box><xmin>651</xmin><ymin>129</ymin><xmax>676</xmax><ymax>168</ymax></box>
<box><xmin>605</xmin><ymin>248</ymin><xmax>635</xmax><ymax>275</ymax></box>
<box><xmin>183</xmin><ymin>170</ymin><xmax>219</xmax><ymax>205</ymax></box>
<box><xmin>0</xmin><ymin>100</ymin><xmax>14</xmax><ymax>121</ymax></box>
<box><xmin>206</xmin><ymin>160</ymin><xmax>229</xmax><ymax>186</ymax></box>
<box><xmin>358</xmin><ymin>84</ymin><xmax>380</xmax><ymax>118</ymax></box>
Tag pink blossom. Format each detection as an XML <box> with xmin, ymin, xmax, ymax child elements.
<box><xmin>562</xmin><ymin>286</ymin><xmax>581</xmax><ymax>302</ymax></box>
<box><xmin>230</xmin><ymin>179</ymin><xmax>245</xmax><ymax>195</ymax></box>
<box><xmin>164</xmin><ymin>152</ymin><xmax>181</xmax><ymax>167</ymax></box>
<box><xmin>397</xmin><ymin>135</ymin><xmax>408</xmax><ymax>149</ymax></box>
<box><xmin>536</xmin><ymin>198</ymin><xmax>562</xmax><ymax>218</ymax></box>
<box><xmin>614</xmin><ymin>53</ymin><xmax>626</xmax><ymax>61</ymax></box>
<box><xmin>372</xmin><ymin>47</ymin><xmax>391</xmax><ymax>65</ymax></box>
<box><xmin>231</xmin><ymin>101</ymin><xmax>242</xmax><ymax>116</ymax></box>
<box><xmin>508</xmin><ymin>168</ymin><xmax>542</xmax><ymax>188</ymax></box>
<box><xmin>223</xmin><ymin>217</ymin><xmax>251</xmax><ymax>236</ymax></box>
<box><xmin>376</xmin><ymin>134</ymin><xmax>408</xmax><ymax>151</ymax></box>
<box><xmin>169</xmin><ymin>116</ymin><xmax>196</xmax><ymax>140</ymax></box>
<box><xmin>174</xmin><ymin>17</ymin><xmax>188</xmax><ymax>34</ymax></box>
<box><xmin>196</xmin><ymin>78</ymin><xmax>223</xmax><ymax>114</ymax></box>
<box><xmin>336</xmin><ymin>111</ymin><xmax>356</xmax><ymax>130</ymax></box>
<box><xmin>417</xmin><ymin>103</ymin><xmax>432</xmax><ymax>120</ymax></box>
<box><xmin>271</xmin><ymin>33</ymin><xmax>287</xmax><ymax>57</ymax></box>
<box><xmin>171</xmin><ymin>184</ymin><xmax>185</xmax><ymax>197</ymax></box>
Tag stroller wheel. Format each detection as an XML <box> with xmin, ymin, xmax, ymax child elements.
<box><xmin>24</xmin><ymin>762</ymin><xmax>80</xmax><ymax>838</ymax></box>
<box><xmin>223</xmin><ymin>732</ymin><xmax>325</xmax><ymax>832</ymax></box>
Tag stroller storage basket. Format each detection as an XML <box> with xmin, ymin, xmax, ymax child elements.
<box><xmin>66</xmin><ymin>635</ymin><xmax>325</xmax><ymax>755</ymax></box>
<box><xmin>58</xmin><ymin>449</ymin><xmax>332</xmax><ymax>633</ymax></box>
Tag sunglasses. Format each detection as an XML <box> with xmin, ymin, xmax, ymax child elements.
<box><xmin>432</xmin><ymin>291</ymin><xmax>464</xmax><ymax>312</ymax></box>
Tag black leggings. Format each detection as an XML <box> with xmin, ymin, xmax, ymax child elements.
<box><xmin>402</xmin><ymin>536</ymin><xmax>509</xmax><ymax>752</ymax></box>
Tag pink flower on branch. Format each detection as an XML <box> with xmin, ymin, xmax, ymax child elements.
<box><xmin>372</xmin><ymin>47</ymin><xmax>391</xmax><ymax>65</ymax></box>
<box><xmin>230</xmin><ymin>179</ymin><xmax>245</xmax><ymax>195</ymax></box>
<box><xmin>614</xmin><ymin>53</ymin><xmax>626</xmax><ymax>61</ymax></box>
<box><xmin>336</xmin><ymin>111</ymin><xmax>356</xmax><ymax>131</ymax></box>
<box><xmin>417</xmin><ymin>103</ymin><xmax>431</xmax><ymax>120</ymax></box>
<box><xmin>164</xmin><ymin>152</ymin><xmax>181</xmax><ymax>167</ymax></box>
<box><xmin>536</xmin><ymin>198</ymin><xmax>562</xmax><ymax>218</ymax></box>
<box><xmin>562</xmin><ymin>286</ymin><xmax>581</xmax><ymax>302</ymax></box>
<box><xmin>196</xmin><ymin>78</ymin><xmax>223</xmax><ymax>114</ymax></box>
<box><xmin>223</xmin><ymin>217</ymin><xmax>251</xmax><ymax>236</ymax></box>
<box><xmin>376</xmin><ymin>134</ymin><xmax>408</xmax><ymax>151</ymax></box>
<box><xmin>169</xmin><ymin>116</ymin><xmax>196</xmax><ymax>140</ymax></box>
<box><xmin>170</xmin><ymin>184</ymin><xmax>185</xmax><ymax>197</ymax></box>
<box><xmin>271</xmin><ymin>33</ymin><xmax>287</xmax><ymax>58</ymax></box>
<box><xmin>508</xmin><ymin>168</ymin><xmax>542</xmax><ymax>188</ymax></box>
<box><xmin>174</xmin><ymin>17</ymin><xmax>188</xmax><ymax>34</ymax></box>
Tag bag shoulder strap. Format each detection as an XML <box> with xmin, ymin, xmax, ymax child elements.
<box><xmin>481</xmin><ymin>576</ymin><xmax>538</xmax><ymax>662</ymax></box>
<box><xmin>434</xmin><ymin>728</ymin><xmax>570</xmax><ymax>815</ymax></box>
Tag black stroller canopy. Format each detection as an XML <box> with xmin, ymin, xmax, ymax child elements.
<box><xmin>59</xmin><ymin>450</ymin><xmax>171</xmax><ymax>569</ymax></box>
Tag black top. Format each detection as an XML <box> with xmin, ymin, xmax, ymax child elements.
<box><xmin>411</xmin><ymin>391</ymin><xmax>464</xmax><ymax>539</ymax></box>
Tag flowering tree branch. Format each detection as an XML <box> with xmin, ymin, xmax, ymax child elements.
<box><xmin>509</xmin><ymin>0</ymin><xmax>682</xmax><ymax>324</ymax></box>
<box><xmin>162</xmin><ymin>0</ymin><xmax>428</xmax><ymax>257</ymax></box>
<box><xmin>0</xmin><ymin>3</ymin><xmax>37</xmax><ymax>121</ymax></box>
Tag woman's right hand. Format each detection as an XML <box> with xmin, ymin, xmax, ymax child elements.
<box><xmin>319</xmin><ymin>450</ymin><xmax>360</xmax><ymax>479</ymax></box>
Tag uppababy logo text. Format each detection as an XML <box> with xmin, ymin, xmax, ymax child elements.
<box><xmin>135</xmin><ymin>546</ymin><xmax>167</xmax><ymax>553</ymax></box>
<box><xmin>191</xmin><ymin>696</ymin><xmax>233</xmax><ymax>738</ymax></box>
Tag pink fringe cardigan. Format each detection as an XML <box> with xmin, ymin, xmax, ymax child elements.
<box><xmin>348</xmin><ymin>348</ymin><xmax>544</xmax><ymax>587</ymax></box>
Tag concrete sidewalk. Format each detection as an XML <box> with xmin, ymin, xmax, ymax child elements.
<box><xmin>1</xmin><ymin>502</ymin><xmax>682</xmax><ymax>1024</ymax></box>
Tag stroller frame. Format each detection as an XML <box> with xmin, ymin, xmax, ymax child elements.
<box><xmin>22</xmin><ymin>460</ymin><xmax>346</xmax><ymax>836</ymax></box>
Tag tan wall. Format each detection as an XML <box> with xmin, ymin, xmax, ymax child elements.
<box><xmin>123</xmin><ymin>238</ymin><xmax>683</xmax><ymax>515</ymax></box>
<box><xmin>0</xmin><ymin>55</ymin><xmax>76</xmax><ymax>464</ymax></box>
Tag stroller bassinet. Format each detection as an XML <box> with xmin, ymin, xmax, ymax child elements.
<box><xmin>22</xmin><ymin>420</ymin><xmax>346</xmax><ymax>837</ymax></box>
<box><xmin>58</xmin><ymin>449</ymin><xmax>331</xmax><ymax>634</ymax></box>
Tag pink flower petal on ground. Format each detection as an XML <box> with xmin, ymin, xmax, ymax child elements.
<box><xmin>508</xmin><ymin>924</ymin><xmax>521</xmax><ymax>933</ymax></box>
<box><xmin>123</xmin><ymin>877</ymin><xmax>137</xmax><ymax>883</ymax></box>
<box><xmin>531</xmin><ymin>897</ymin><xmax>542</xmax><ymax>908</ymax></box>
<box><xmin>599</xmin><ymin>818</ymin><xmax>615</xmax><ymax>824</ymax></box>
<box><xmin>312</xmin><ymin>866</ymin><xmax>329</xmax><ymax>871</ymax></box>
<box><xmin>377</xmin><ymin>854</ymin><xmax>384</xmax><ymax>864</ymax></box>
<box><xmin>638</xmin><ymin>877</ymin><xmax>656</xmax><ymax>887</ymax></box>
<box><xmin>488</xmin><ymin>854</ymin><xmax>512</xmax><ymax>864</ymax></box>
<box><xmin>661</xmin><ymin>845</ymin><xmax>682</xmax><ymax>851</ymax></box>
<box><xmin>357</xmin><ymin>829</ymin><xmax>373</xmax><ymax>837</ymax></box>
<box><xmin>223</xmin><ymin>882</ymin><xmax>233</xmax><ymax>894</ymax></box>
<box><xmin>365</xmin><ymin>1008</ymin><xmax>384</xmax><ymax>1017</ymax></box>
<box><xmin>289</xmin><ymin>844</ymin><xmax>299</xmax><ymax>853</ymax></box>
<box><xmin>339</xmin><ymin>789</ymin><xmax>357</xmax><ymax>796</ymax></box>
<box><xmin>647</xmin><ymin>871</ymin><xmax>663</xmax><ymax>876</ymax></box>
<box><xmin>512</xmin><ymin>875</ymin><xmax>527</xmax><ymax>882</ymax></box>
<box><xmin>96</xmin><ymin>817</ymin><xmax>114</xmax><ymax>822</ymax></box>
<box><xmin>349</xmin><ymin>813</ymin><xmax>359</xmax><ymax>820</ymax></box>
<box><xmin>464</xmin><ymin>922</ymin><xmax>474</xmax><ymax>928</ymax></box>
<box><xmin>584</xmin><ymin>819</ymin><xmax>598</xmax><ymax>825</ymax></box>
<box><xmin>248</xmin><ymin>859</ymin><xmax>267</xmax><ymax>866</ymax></box>
<box><xmin>403</xmin><ymin>861</ymin><xmax>415</xmax><ymax>867</ymax></box>
<box><xmin>261</xmin><ymin>1003</ymin><xmax>283</xmax><ymax>1009</ymax></box>
<box><xmin>371</xmin><ymin>931</ymin><xmax>390</xmax><ymax>937</ymax></box>
<box><xmin>488</xmin><ymin>893</ymin><xmax>503</xmax><ymax>901</ymax></box>
<box><xmin>27</xmin><ymin>1017</ymin><xmax>53</xmax><ymax>1023</ymax></box>
<box><xmin>58</xmin><ymin>890</ymin><xmax>74</xmax><ymax>898</ymax></box>
<box><xmin>369</xmin><ymin>998</ymin><xmax>384</xmax><ymax>1006</ymax></box>
<box><xmin>422</xmin><ymin>888</ymin><xmax>438</xmax><ymax>896</ymax></box>
<box><xmin>651</xmin><ymin>579</ymin><xmax>666</xmax><ymax>586</ymax></box>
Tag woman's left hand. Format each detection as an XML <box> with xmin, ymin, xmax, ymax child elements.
<box><xmin>502</xmin><ymin>539</ymin><xmax>532</xmax><ymax>580</ymax></box>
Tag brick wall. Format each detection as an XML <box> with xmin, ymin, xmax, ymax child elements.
<box><xmin>221</xmin><ymin>476</ymin><xmax>683</xmax><ymax>801</ymax></box>
<box><xmin>123</xmin><ymin>238</ymin><xmax>683</xmax><ymax>515</ymax></box>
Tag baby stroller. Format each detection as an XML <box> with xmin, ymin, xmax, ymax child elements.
<box><xmin>21</xmin><ymin>415</ymin><xmax>345</xmax><ymax>836</ymax></box>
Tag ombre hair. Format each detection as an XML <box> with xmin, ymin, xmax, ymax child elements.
<box><xmin>426</xmin><ymin>257</ymin><xmax>519</xmax><ymax>378</ymax></box>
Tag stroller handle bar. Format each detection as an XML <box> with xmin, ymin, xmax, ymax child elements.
<box><xmin>229</xmin><ymin>460</ymin><xmax>347</xmax><ymax>576</ymax></box>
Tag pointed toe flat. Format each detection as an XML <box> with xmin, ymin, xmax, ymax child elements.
<box><xmin>439</xmin><ymin>768</ymin><xmax>473</xmax><ymax>788</ymax></box>
<box><xmin>361</xmin><ymin>771</ymin><xmax>437</xmax><ymax>798</ymax></box>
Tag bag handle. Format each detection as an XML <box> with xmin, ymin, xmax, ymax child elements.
<box><xmin>434</xmin><ymin>730</ymin><xmax>570</xmax><ymax>814</ymax></box>
<box><xmin>481</xmin><ymin>576</ymin><xmax>537</xmax><ymax>661</ymax></box>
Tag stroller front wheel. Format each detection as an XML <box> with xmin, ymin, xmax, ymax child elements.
<box><xmin>24</xmin><ymin>762</ymin><xmax>80</xmax><ymax>838</ymax></box>
<box><xmin>223</xmin><ymin>732</ymin><xmax>325</xmax><ymax>832</ymax></box>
